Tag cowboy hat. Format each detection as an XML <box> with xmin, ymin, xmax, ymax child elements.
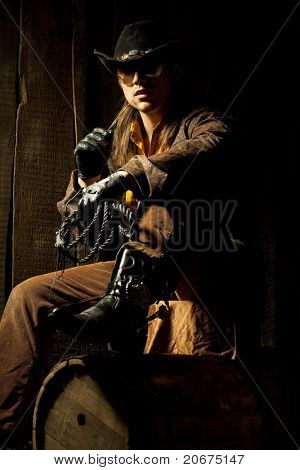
<box><xmin>94</xmin><ymin>20</ymin><xmax>182</xmax><ymax>74</ymax></box>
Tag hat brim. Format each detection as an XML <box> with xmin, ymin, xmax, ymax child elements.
<box><xmin>94</xmin><ymin>40</ymin><xmax>183</xmax><ymax>74</ymax></box>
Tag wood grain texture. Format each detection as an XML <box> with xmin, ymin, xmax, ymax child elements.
<box><xmin>33</xmin><ymin>355</ymin><xmax>129</xmax><ymax>450</ymax></box>
<box><xmin>33</xmin><ymin>354</ymin><xmax>265</xmax><ymax>450</ymax></box>
<box><xmin>0</xmin><ymin>0</ymin><xmax>19</xmax><ymax>313</ymax></box>
<box><xmin>12</xmin><ymin>0</ymin><xmax>75</xmax><ymax>286</ymax></box>
<box><xmin>86</xmin><ymin>3</ymin><xmax>121</xmax><ymax>131</ymax></box>
<box><xmin>72</xmin><ymin>0</ymin><xmax>88</xmax><ymax>143</ymax></box>
<box><xmin>43</xmin><ymin>375</ymin><xmax>128</xmax><ymax>450</ymax></box>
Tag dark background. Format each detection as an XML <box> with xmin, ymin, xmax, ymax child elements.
<box><xmin>0</xmin><ymin>0</ymin><xmax>299</xmax><ymax>447</ymax></box>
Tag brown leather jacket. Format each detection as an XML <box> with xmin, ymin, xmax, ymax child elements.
<box><xmin>56</xmin><ymin>106</ymin><xmax>245</xmax><ymax>356</ymax></box>
<box><xmin>119</xmin><ymin>107</ymin><xmax>231</xmax><ymax>199</ymax></box>
<box><xmin>58</xmin><ymin>107</ymin><xmax>232</xmax><ymax>214</ymax></box>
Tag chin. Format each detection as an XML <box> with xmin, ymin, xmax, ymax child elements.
<box><xmin>136</xmin><ymin>101</ymin><xmax>157</xmax><ymax>113</ymax></box>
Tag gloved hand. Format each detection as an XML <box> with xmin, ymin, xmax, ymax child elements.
<box><xmin>75</xmin><ymin>128</ymin><xmax>113</xmax><ymax>180</ymax></box>
<box><xmin>78</xmin><ymin>171</ymin><xmax>129</xmax><ymax>220</ymax></box>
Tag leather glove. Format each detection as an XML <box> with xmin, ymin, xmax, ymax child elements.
<box><xmin>75</xmin><ymin>128</ymin><xmax>113</xmax><ymax>180</ymax></box>
<box><xmin>78</xmin><ymin>171</ymin><xmax>129</xmax><ymax>221</ymax></box>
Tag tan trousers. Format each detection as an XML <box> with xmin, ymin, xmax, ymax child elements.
<box><xmin>0</xmin><ymin>204</ymin><xmax>239</xmax><ymax>434</ymax></box>
<box><xmin>0</xmin><ymin>204</ymin><xmax>176</xmax><ymax>433</ymax></box>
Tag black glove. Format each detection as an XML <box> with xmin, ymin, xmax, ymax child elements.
<box><xmin>75</xmin><ymin>128</ymin><xmax>113</xmax><ymax>180</ymax></box>
<box><xmin>78</xmin><ymin>171</ymin><xmax>129</xmax><ymax>220</ymax></box>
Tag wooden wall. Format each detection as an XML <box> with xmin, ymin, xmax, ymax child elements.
<box><xmin>0</xmin><ymin>0</ymin><xmax>122</xmax><ymax>304</ymax></box>
<box><xmin>0</xmin><ymin>0</ymin><xmax>282</xmax><ymax>351</ymax></box>
<box><xmin>0</xmin><ymin>0</ymin><xmax>299</xmax><ymax>446</ymax></box>
<box><xmin>0</xmin><ymin>0</ymin><xmax>19</xmax><ymax>311</ymax></box>
<box><xmin>1</xmin><ymin>0</ymin><xmax>75</xmax><ymax>298</ymax></box>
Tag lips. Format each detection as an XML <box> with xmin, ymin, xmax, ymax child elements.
<box><xmin>134</xmin><ymin>89</ymin><xmax>151</xmax><ymax>97</ymax></box>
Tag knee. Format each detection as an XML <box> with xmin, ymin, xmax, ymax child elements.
<box><xmin>1</xmin><ymin>275</ymin><xmax>53</xmax><ymax>329</ymax></box>
<box><xmin>0</xmin><ymin>276</ymin><xmax>53</xmax><ymax>348</ymax></box>
<box><xmin>7</xmin><ymin>275</ymin><xmax>49</xmax><ymax>313</ymax></box>
<box><xmin>1</xmin><ymin>280</ymin><xmax>35</xmax><ymax>325</ymax></box>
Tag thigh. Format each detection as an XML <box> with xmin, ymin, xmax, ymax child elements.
<box><xmin>5</xmin><ymin>260</ymin><xmax>116</xmax><ymax>323</ymax></box>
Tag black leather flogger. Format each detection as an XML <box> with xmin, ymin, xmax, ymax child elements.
<box><xmin>47</xmin><ymin>246</ymin><xmax>165</xmax><ymax>351</ymax></box>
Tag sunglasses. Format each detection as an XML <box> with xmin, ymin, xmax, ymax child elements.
<box><xmin>117</xmin><ymin>63</ymin><xmax>164</xmax><ymax>86</ymax></box>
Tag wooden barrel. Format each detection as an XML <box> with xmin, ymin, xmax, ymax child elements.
<box><xmin>33</xmin><ymin>353</ymin><xmax>263</xmax><ymax>450</ymax></box>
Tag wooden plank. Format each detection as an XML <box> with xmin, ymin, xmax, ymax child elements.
<box><xmin>33</xmin><ymin>354</ymin><xmax>264</xmax><ymax>449</ymax></box>
<box><xmin>0</xmin><ymin>0</ymin><xmax>19</xmax><ymax>313</ymax></box>
<box><xmin>44</xmin><ymin>387</ymin><xmax>128</xmax><ymax>450</ymax></box>
<box><xmin>44</xmin><ymin>434</ymin><xmax>66</xmax><ymax>450</ymax></box>
<box><xmin>44</xmin><ymin>372</ymin><xmax>128</xmax><ymax>439</ymax></box>
<box><xmin>12</xmin><ymin>0</ymin><xmax>75</xmax><ymax>286</ymax></box>
<box><xmin>86</xmin><ymin>3</ymin><xmax>121</xmax><ymax>130</ymax></box>
<box><xmin>33</xmin><ymin>357</ymin><xmax>129</xmax><ymax>449</ymax></box>
<box><xmin>41</xmin><ymin>371</ymin><xmax>128</xmax><ymax>450</ymax></box>
<box><xmin>72</xmin><ymin>0</ymin><xmax>88</xmax><ymax>143</ymax></box>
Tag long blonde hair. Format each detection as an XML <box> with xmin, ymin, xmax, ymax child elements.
<box><xmin>108</xmin><ymin>102</ymin><xmax>138</xmax><ymax>171</ymax></box>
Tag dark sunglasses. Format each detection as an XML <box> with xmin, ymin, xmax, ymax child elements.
<box><xmin>117</xmin><ymin>62</ymin><xmax>164</xmax><ymax>86</ymax></box>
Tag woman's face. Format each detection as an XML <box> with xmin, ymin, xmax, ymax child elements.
<box><xmin>117</xmin><ymin>63</ymin><xmax>173</xmax><ymax>115</ymax></box>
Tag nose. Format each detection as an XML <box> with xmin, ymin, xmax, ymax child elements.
<box><xmin>132</xmin><ymin>70</ymin><xmax>145</xmax><ymax>85</ymax></box>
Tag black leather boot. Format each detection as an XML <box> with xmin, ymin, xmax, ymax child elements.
<box><xmin>48</xmin><ymin>246</ymin><xmax>165</xmax><ymax>352</ymax></box>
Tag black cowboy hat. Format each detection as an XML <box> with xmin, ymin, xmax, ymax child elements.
<box><xmin>94</xmin><ymin>20</ymin><xmax>183</xmax><ymax>74</ymax></box>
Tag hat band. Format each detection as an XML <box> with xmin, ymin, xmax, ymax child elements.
<box><xmin>116</xmin><ymin>48</ymin><xmax>152</xmax><ymax>61</ymax></box>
